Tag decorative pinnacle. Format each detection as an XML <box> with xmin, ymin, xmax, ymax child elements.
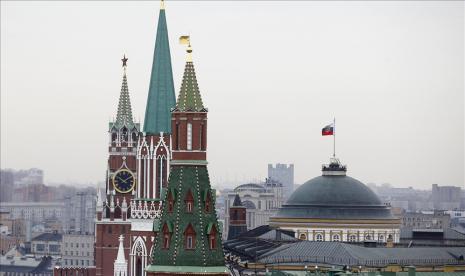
<box><xmin>122</xmin><ymin>54</ymin><xmax>128</xmax><ymax>68</ymax></box>
<box><xmin>179</xmin><ymin>36</ymin><xmax>192</xmax><ymax>62</ymax></box>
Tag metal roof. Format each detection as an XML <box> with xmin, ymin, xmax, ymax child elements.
<box><xmin>258</xmin><ymin>241</ymin><xmax>465</xmax><ymax>267</ymax></box>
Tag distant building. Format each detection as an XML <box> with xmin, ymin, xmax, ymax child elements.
<box><xmin>12</xmin><ymin>183</ymin><xmax>55</xmax><ymax>202</ymax></box>
<box><xmin>13</xmin><ymin>168</ymin><xmax>44</xmax><ymax>186</ymax></box>
<box><xmin>31</xmin><ymin>232</ymin><xmax>62</xmax><ymax>257</ymax></box>
<box><xmin>62</xmin><ymin>233</ymin><xmax>94</xmax><ymax>267</ymax></box>
<box><xmin>268</xmin><ymin>163</ymin><xmax>294</xmax><ymax>198</ymax></box>
<box><xmin>224</xmin><ymin>178</ymin><xmax>285</xmax><ymax>237</ymax></box>
<box><xmin>401</xmin><ymin>211</ymin><xmax>451</xmax><ymax>229</ymax></box>
<box><xmin>270</xmin><ymin>158</ymin><xmax>401</xmax><ymax>243</ymax></box>
<box><xmin>0</xmin><ymin>202</ymin><xmax>64</xmax><ymax>221</ymax></box>
<box><xmin>0</xmin><ymin>169</ymin><xmax>15</xmax><ymax>202</ymax></box>
<box><xmin>63</xmin><ymin>191</ymin><xmax>96</xmax><ymax>234</ymax></box>
<box><xmin>432</xmin><ymin>184</ymin><xmax>461</xmax><ymax>210</ymax></box>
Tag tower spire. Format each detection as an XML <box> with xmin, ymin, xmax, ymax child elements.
<box><xmin>175</xmin><ymin>38</ymin><xmax>205</xmax><ymax>112</ymax></box>
<box><xmin>115</xmin><ymin>55</ymin><xmax>134</xmax><ymax>128</ymax></box>
<box><xmin>143</xmin><ymin>3</ymin><xmax>176</xmax><ymax>134</ymax></box>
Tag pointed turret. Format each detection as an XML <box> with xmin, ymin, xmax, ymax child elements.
<box><xmin>113</xmin><ymin>55</ymin><xmax>135</xmax><ymax>129</ymax></box>
<box><xmin>143</xmin><ymin>1</ymin><xmax>176</xmax><ymax>134</ymax></box>
<box><xmin>175</xmin><ymin>44</ymin><xmax>205</xmax><ymax>112</ymax></box>
<box><xmin>114</xmin><ymin>235</ymin><xmax>128</xmax><ymax>276</ymax></box>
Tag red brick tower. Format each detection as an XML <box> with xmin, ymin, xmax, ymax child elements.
<box><xmin>95</xmin><ymin>56</ymin><xmax>138</xmax><ymax>276</ymax></box>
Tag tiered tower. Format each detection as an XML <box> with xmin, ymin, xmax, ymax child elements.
<box><xmin>146</xmin><ymin>42</ymin><xmax>228</xmax><ymax>276</ymax></box>
<box><xmin>95</xmin><ymin>57</ymin><xmax>138</xmax><ymax>276</ymax></box>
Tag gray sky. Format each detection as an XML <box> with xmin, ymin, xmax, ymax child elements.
<box><xmin>1</xmin><ymin>1</ymin><xmax>464</xmax><ymax>189</ymax></box>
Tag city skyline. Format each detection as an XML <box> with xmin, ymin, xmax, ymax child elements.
<box><xmin>1</xmin><ymin>1</ymin><xmax>463</xmax><ymax>189</ymax></box>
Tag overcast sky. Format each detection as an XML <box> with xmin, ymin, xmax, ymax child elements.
<box><xmin>1</xmin><ymin>1</ymin><xmax>464</xmax><ymax>189</ymax></box>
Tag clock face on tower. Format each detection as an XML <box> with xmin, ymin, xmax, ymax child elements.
<box><xmin>112</xmin><ymin>169</ymin><xmax>136</xmax><ymax>193</ymax></box>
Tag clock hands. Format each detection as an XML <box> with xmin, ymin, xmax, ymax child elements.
<box><xmin>117</xmin><ymin>176</ymin><xmax>127</xmax><ymax>184</ymax></box>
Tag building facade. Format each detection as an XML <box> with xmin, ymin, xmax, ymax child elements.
<box><xmin>62</xmin><ymin>233</ymin><xmax>94</xmax><ymax>267</ymax></box>
<box><xmin>402</xmin><ymin>211</ymin><xmax>451</xmax><ymax>229</ymax></box>
<box><xmin>432</xmin><ymin>184</ymin><xmax>462</xmax><ymax>210</ymax></box>
<box><xmin>31</xmin><ymin>232</ymin><xmax>62</xmax><ymax>257</ymax></box>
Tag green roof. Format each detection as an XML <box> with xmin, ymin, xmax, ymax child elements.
<box><xmin>110</xmin><ymin>70</ymin><xmax>138</xmax><ymax>130</ymax></box>
<box><xmin>151</xmin><ymin>166</ymin><xmax>226</xmax><ymax>267</ymax></box>
<box><xmin>143</xmin><ymin>8</ymin><xmax>176</xmax><ymax>134</ymax></box>
<box><xmin>174</xmin><ymin>59</ymin><xmax>205</xmax><ymax>112</ymax></box>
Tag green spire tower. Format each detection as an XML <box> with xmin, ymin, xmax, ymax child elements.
<box><xmin>143</xmin><ymin>1</ymin><xmax>176</xmax><ymax>135</ymax></box>
<box><xmin>146</xmin><ymin>40</ymin><xmax>228</xmax><ymax>276</ymax></box>
<box><xmin>110</xmin><ymin>55</ymin><xmax>138</xmax><ymax>131</ymax></box>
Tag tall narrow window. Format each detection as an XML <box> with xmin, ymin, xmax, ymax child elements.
<box><xmin>187</xmin><ymin>123</ymin><xmax>192</xmax><ymax>150</ymax></box>
<box><xmin>168</xmin><ymin>191</ymin><xmax>174</xmax><ymax>213</ymax></box>
<box><xmin>199</xmin><ymin>124</ymin><xmax>204</xmax><ymax>150</ymax></box>
<box><xmin>185</xmin><ymin>189</ymin><xmax>194</xmax><ymax>213</ymax></box>
<box><xmin>184</xmin><ymin>224</ymin><xmax>196</xmax><ymax>250</ymax></box>
<box><xmin>175</xmin><ymin>123</ymin><xmax>180</xmax><ymax>150</ymax></box>
<box><xmin>162</xmin><ymin>223</ymin><xmax>171</xmax><ymax>249</ymax></box>
<box><xmin>208</xmin><ymin>224</ymin><xmax>217</xmax><ymax>250</ymax></box>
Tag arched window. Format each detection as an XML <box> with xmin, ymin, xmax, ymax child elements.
<box><xmin>378</xmin><ymin>235</ymin><xmax>384</xmax><ymax>242</ymax></box>
<box><xmin>204</xmin><ymin>191</ymin><xmax>211</xmax><ymax>213</ymax></box>
<box><xmin>121</xmin><ymin>127</ymin><xmax>128</xmax><ymax>142</ymax></box>
<box><xmin>167</xmin><ymin>191</ymin><xmax>174</xmax><ymax>213</ymax></box>
<box><xmin>315</xmin><ymin>234</ymin><xmax>323</xmax><ymax>241</ymax></box>
<box><xmin>332</xmin><ymin>234</ymin><xmax>340</xmax><ymax>242</ymax></box>
<box><xmin>111</xmin><ymin>132</ymin><xmax>117</xmax><ymax>143</ymax></box>
<box><xmin>162</xmin><ymin>223</ymin><xmax>172</xmax><ymax>249</ymax></box>
<box><xmin>185</xmin><ymin>190</ymin><xmax>194</xmax><ymax>213</ymax></box>
<box><xmin>184</xmin><ymin>224</ymin><xmax>196</xmax><ymax>250</ymax></box>
<box><xmin>365</xmin><ymin>234</ymin><xmax>372</xmax><ymax>241</ymax></box>
<box><xmin>348</xmin><ymin>235</ymin><xmax>357</xmax><ymax>242</ymax></box>
<box><xmin>207</xmin><ymin>224</ymin><xmax>217</xmax><ymax>250</ymax></box>
<box><xmin>299</xmin><ymin>233</ymin><xmax>307</xmax><ymax>240</ymax></box>
<box><xmin>131</xmin><ymin>132</ymin><xmax>137</xmax><ymax>144</ymax></box>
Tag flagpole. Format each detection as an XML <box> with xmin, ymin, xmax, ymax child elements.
<box><xmin>333</xmin><ymin>118</ymin><xmax>336</xmax><ymax>158</ymax></box>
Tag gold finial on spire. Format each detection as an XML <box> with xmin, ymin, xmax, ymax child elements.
<box><xmin>179</xmin><ymin>35</ymin><xmax>192</xmax><ymax>62</ymax></box>
<box><xmin>160</xmin><ymin>0</ymin><xmax>165</xmax><ymax>10</ymax></box>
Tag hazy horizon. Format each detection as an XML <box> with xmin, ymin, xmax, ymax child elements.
<box><xmin>2</xmin><ymin>1</ymin><xmax>464</xmax><ymax>189</ymax></box>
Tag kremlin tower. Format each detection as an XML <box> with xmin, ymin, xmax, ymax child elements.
<box><xmin>95</xmin><ymin>1</ymin><xmax>175</xmax><ymax>275</ymax></box>
<box><xmin>146</xmin><ymin>41</ymin><xmax>228</xmax><ymax>276</ymax></box>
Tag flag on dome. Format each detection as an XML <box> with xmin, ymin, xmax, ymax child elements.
<box><xmin>322</xmin><ymin>123</ymin><xmax>334</xmax><ymax>136</ymax></box>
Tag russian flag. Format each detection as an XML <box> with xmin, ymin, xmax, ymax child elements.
<box><xmin>322</xmin><ymin>123</ymin><xmax>334</xmax><ymax>136</ymax></box>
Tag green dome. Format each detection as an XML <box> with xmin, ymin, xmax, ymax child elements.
<box><xmin>287</xmin><ymin>175</ymin><xmax>381</xmax><ymax>206</ymax></box>
<box><xmin>275</xmin><ymin>174</ymin><xmax>395</xmax><ymax>220</ymax></box>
